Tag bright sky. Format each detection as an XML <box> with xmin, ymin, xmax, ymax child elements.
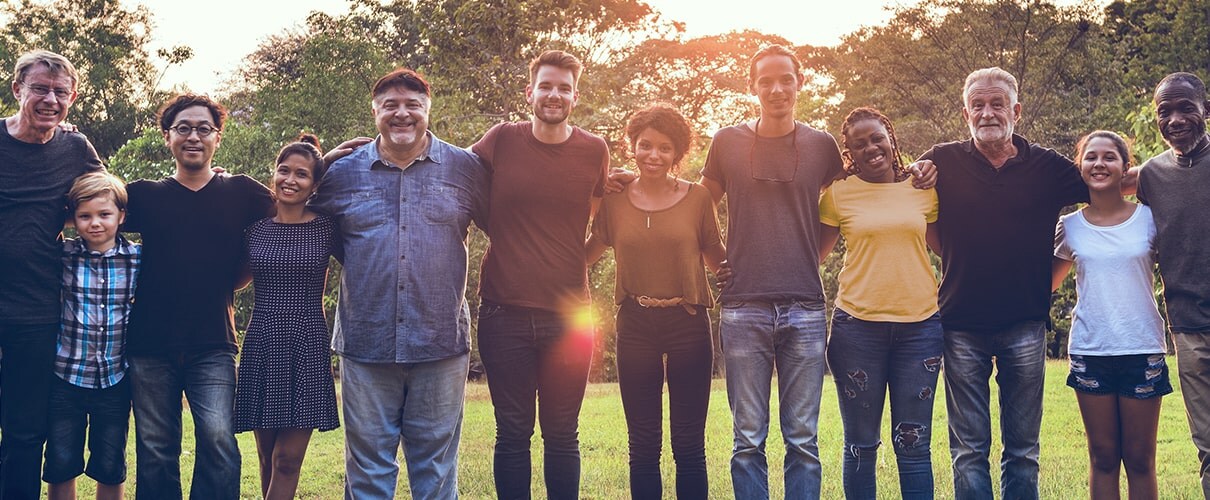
<box><xmin>138</xmin><ymin>0</ymin><xmax>1101</xmax><ymax>95</ymax></box>
<box><xmin>136</xmin><ymin>0</ymin><xmax>906</xmax><ymax>95</ymax></box>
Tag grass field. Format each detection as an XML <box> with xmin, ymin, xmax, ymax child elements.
<box><xmin>65</xmin><ymin>359</ymin><xmax>1200</xmax><ymax>498</ymax></box>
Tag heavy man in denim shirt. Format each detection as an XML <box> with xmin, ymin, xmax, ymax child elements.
<box><xmin>310</xmin><ymin>69</ymin><xmax>489</xmax><ymax>499</ymax></box>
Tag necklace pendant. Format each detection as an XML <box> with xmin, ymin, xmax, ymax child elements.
<box><xmin>646</xmin><ymin>214</ymin><xmax>651</xmax><ymax>228</ymax></box>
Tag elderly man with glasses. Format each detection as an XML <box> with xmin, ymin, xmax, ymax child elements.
<box><xmin>0</xmin><ymin>49</ymin><xmax>103</xmax><ymax>499</ymax></box>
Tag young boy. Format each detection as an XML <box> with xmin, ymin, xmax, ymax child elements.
<box><xmin>44</xmin><ymin>172</ymin><xmax>139</xmax><ymax>500</ymax></box>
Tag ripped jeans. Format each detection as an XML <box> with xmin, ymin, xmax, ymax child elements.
<box><xmin>826</xmin><ymin>309</ymin><xmax>943</xmax><ymax>500</ymax></box>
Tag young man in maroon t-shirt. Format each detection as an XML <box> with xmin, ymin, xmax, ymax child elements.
<box><xmin>471</xmin><ymin>50</ymin><xmax>609</xmax><ymax>500</ymax></box>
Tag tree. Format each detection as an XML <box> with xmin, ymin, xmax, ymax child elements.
<box><xmin>809</xmin><ymin>0</ymin><xmax>1118</xmax><ymax>157</ymax></box>
<box><xmin>229</xmin><ymin>12</ymin><xmax>394</xmax><ymax>151</ymax></box>
<box><xmin>0</xmin><ymin>0</ymin><xmax>190</xmax><ymax>156</ymax></box>
<box><xmin>1104</xmin><ymin>0</ymin><xmax>1210</xmax><ymax>98</ymax></box>
<box><xmin>609</xmin><ymin>31</ymin><xmax>794</xmax><ymax>144</ymax></box>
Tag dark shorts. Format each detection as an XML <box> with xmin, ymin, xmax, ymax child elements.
<box><xmin>1067</xmin><ymin>353</ymin><xmax>1173</xmax><ymax>399</ymax></box>
<box><xmin>43</xmin><ymin>376</ymin><xmax>131</xmax><ymax>485</ymax></box>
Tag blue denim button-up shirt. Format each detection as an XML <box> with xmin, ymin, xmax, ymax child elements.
<box><xmin>312</xmin><ymin>133</ymin><xmax>490</xmax><ymax>363</ymax></box>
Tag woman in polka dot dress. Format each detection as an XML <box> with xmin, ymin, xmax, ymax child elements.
<box><xmin>235</xmin><ymin>135</ymin><xmax>339</xmax><ymax>499</ymax></box>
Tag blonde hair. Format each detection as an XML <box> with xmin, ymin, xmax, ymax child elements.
<box><xmin>68</xmin><ymin>172</ymin><xmax>127</xmax><ymax>213</ymax></box>
<box><xmin>13</xmin><ymin>50</ymin><xmax>78</xmax><ymax>87</ymax></box>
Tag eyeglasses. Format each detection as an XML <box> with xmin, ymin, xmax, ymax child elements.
<box><xmin>749</xmin><ymin>118</ymin><xmax>800</xmax><ymax>183</ymax></box>
<box><xmin>22</xmin><ymin>83</ymin><xmax>73</xmax><ymax>100</ymax></box>
<box><xmin>168</xmin><ymin>124</ymin><xmax>219</xmax><ymax>137</ymax></box>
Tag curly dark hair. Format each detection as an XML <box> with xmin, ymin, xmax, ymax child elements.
<box><xmin>625</xmin><ymin>104</ymin><xmax>694</xmax><ymax>169</ymax></box>
<box><xmin>839</xmin><ymin>106</ymin><xmax>910</xmax><ymax>182</ymax></box>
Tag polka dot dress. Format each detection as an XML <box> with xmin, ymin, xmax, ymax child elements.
<box><xmin>235</xmin><ymin>215</ymin><xmax>340</xmax><ymax>432</ymax></box>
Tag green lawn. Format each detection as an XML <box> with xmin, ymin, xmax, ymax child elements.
<box><xmin>67</xmin><ymin>359</ymin><xmax>1200</xmax><ymax>498</ymax></box>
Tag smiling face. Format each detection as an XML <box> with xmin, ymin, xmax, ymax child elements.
<box><xmin>632</xmin><ymin>126</ymin><xmax>679</xmax><ymax>179</ymax></box>
<box><xmin>844</xmin><ymin>118</ymin><xmax>896</xmax><ymax>183</ymax></box>
<box><xmin>1078</xmin><ymin>136</ymin><xmax>1127</xmax><ymax>193</ymax></box>
<box><xmin>12</xmin><ymin>63</ymin><xmax>76</xmax><ymax>140</ymax></box>
<box><xmin>526</xmin><ymin>65</ymin><xmax>578</xmax><ymax>126</ymax></box>
<box><xmin>373</xmin><ymin>85</ymin><xmax>430</xmax><ymax>151</ymax></box>
<box><xmin>1155</xmin><ymin>80</ymin><xmax>1209</xmax><ymax>154</ymax></box>
<box><xmin>750</xmin><ymin>54</ymin><xmax>802</xmax><ymax>121</ymax></box>
<box><xmin>162</xmin><ymin>105</ymin><xmax>221</xmax><ymax>172</ymax></box>
<box><xmin>273</xmin><ymin>153</ymin><xmax>318</xmax><ymax>207</ymax></box>
<box><xmin>73</xmin><ymin>194</ymin><xmax>124</xmax><ymax>253</ymax></box>
<box><xmin>962</xmin><ymin>79</ymin><xmax>1020</xmax><ymax>149</ymax></box>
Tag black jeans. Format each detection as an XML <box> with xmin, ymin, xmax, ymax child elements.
<box><xmin>477</xmin><ymin>302</ymin><xmax>593</xmax><ymax>500</ymax></box>
<box><xmin>616</xmin><ymin>301</ymin><xmax>712</xmax><ymax>500</ymax></box>
<box><xmin>0</xmin><ymin>322</ymin><xmax>57</xmax><ymax>499</ymax></box>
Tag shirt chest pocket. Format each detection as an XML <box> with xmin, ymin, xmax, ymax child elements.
<box><xmin>422</xmin><ymin>185</ymin><xmax>461</xmax><ymax>225</ymax></box>
<box><xmin>347</xmin><ymin>189</ymin><xmax>389</xmax><ymax>230</ymax></box>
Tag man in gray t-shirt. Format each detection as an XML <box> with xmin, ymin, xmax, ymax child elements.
<box><xmin>698</xmin><ymin>44</ymin><xmax>843</xmax><ymax>499</ymax></box>
<box><xmin>1136</xmin><ymin>71</ymin><xmax>1210</xmax><ymax>496</ymax></box>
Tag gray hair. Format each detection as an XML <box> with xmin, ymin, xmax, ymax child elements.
<box><xmin>963</xmin><ymin>67</ymin><xmax>1018</xmax><ymax>105</ymax></box>
<box><xmin>13</xmin><ymin>50</ymin><xmax>79</xmax><ymax>88</ymax></box>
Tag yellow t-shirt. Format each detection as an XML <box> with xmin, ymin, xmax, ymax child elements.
<box><xmin>819</xmin><ymin>177</ymin><xmax>939</xmax><ymax>322</ymax></box>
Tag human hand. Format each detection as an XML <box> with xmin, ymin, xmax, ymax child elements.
<box><xmin>57</xmin><ymin>121</ymin><xmax>78</xmax><ymax>133</ymax></box>
<box><xmin>324</xmin><ymin>137</ymin><xmax>373</xmax><ymax>167</ymax></box>
<box><xmin>909</xmin><ymin>160</ymin><xmax>936</xmax><ymax>189</ymax></box>
<box><xmin>605</xmin><ymin>167</ymin><xmax>637</xmax><ymax>194</ymax></box>
<box><xmin>715</xmin><ymin>260</ymin><xmax>733</xmax><ymax>289</ymax></box>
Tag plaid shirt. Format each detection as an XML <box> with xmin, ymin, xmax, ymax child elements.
<box><xmin>57</xmin><ymin>235</ymin><xmax>141</xmax><ymax>389</ymax></box>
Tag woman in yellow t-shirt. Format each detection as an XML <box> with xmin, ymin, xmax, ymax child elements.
<box><xmin>818</xmin><ymin>107</ymin><xmax>941</xmax><ymax>499</ymax></box>
<box><xmin>586</xmin><ymin>104</ymin><xmax>727</xmax><ymax>499</ymax></box>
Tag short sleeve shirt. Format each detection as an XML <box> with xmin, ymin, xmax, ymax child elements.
<box><xmin>124</xmin><ymin>174</ymin><xmax>274</xmax><ymax>355</ymax></box>
<box><xmin>819</xmin><ymin>177</ymin><xmax>939</xmax><ymax>322</ymax></box>
<box><xmin>920</xmin><ymin>134</ymin><xmax>1087</xmax><ymax>332</ymax></box>
<box><xmin>0</xmin><ymin>123</ymin><xmax>104</xmax><ymax>323</ymax></box>
<box><xmin>701</xmin><ymin>122</ymin><xmax>843</xmax><ymax>304</ymax></box>
<box><xmin>472</xmin><ymin>122</ymin><xmax>608</xmax><ymax>311</ymax></box>
<box><xmin>1055</xmin><ymin>205</ymin><xmax>1166</xmax><ymax>355</ymax></box>
<box><xmin>592</xmin><ymin>183</ymin><xmax>722</xmax><ymax>307</ymax></box>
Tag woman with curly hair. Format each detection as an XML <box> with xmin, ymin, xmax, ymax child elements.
<box><xmin>586</xmin><ymin>104</ymin><xmax>727</xmax><ymax>499</ymax></box>
<box><xmin>818</xmin><ymin>107</ymin><xmax>942</xmax><ymax>499</ymax></box>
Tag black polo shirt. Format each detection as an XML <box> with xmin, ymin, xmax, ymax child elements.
<box><xmin>921</xmin><ymin>134</ymin><xmax>1087</xmax><ymax>333</ymax></box>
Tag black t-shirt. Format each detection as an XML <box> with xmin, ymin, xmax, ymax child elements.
<box><xmin>124</xmin><ymin>174</ymin><xmax>273</xmax><ymax>355</ymax></box>
<box><xmin>921</xmin><ymin>135</ymin><xmax>1087</xmax><ymax>332</ymax></box>
<box><xmin>0</xmin><ymin>121</ymin><xmax>103</xmax><ymax>324</ymax></box>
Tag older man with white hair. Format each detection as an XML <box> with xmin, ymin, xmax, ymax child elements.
<box><xmin>920</xmin><ymin>67</ymin><xmax>1090</xmax><ymax>500</ymax></box>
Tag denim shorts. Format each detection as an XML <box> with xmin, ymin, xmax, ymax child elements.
<box><xmin>43</xmin><ymin>376</ymin><xmax>131</xmax><ymax>485</ymax></box>
<box><xmin>1067</xmin><ymin>353</ymin><xmax>1173</xmax><ymax>399</ymax></box>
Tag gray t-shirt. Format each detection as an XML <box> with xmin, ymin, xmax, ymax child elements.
<box><xmin>0</xmin><ymin>121</ymin><xmax>103</xmax><ymax>324</ymax></box>
<box><xmin>1137</xmin><ymin>143</ymin><xmax>1210</xmax><ymax>333</ymax></box>
<box><xmin>701</xmin><ymin>122</ymin><xmax>843</xmax><ymax>303</ymax></box>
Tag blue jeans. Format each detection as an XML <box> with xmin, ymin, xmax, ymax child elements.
<box><xmin>720</xmin><ymin>300</ymin><xmax>827</xmax><ymax>500</ymax></box>
<box><xmin>827</xmin><ymin>309</ymin><xmax>943</xmax><ymax>500</ymax></box>
<box><xmin>477</xmin><ymin>302</ymin><xmax>593</xmax><ymax>500</ymax></box>
<box><xmin>340</xmin><ymin>354</ymin><xmax>467</xmax><ymax>500</ymax></box>
<box><xmin>128</xmin><ymin>350</ymin><xmax>241</xmax><ymax>500</ymax></box>
<box><xmin>0</xmin><ymin>322</ymin><xmax>56</xmax><ymax>499</ymax></box>
<box><xmin>944</xmin><ymin>321</ymin><xmax>1047</xmax><ymax>500</ymax></box>
<box><xmin>615</xmin><ymin>300</ymin><xmax>712</xmax><ymax>499</ymax></box>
